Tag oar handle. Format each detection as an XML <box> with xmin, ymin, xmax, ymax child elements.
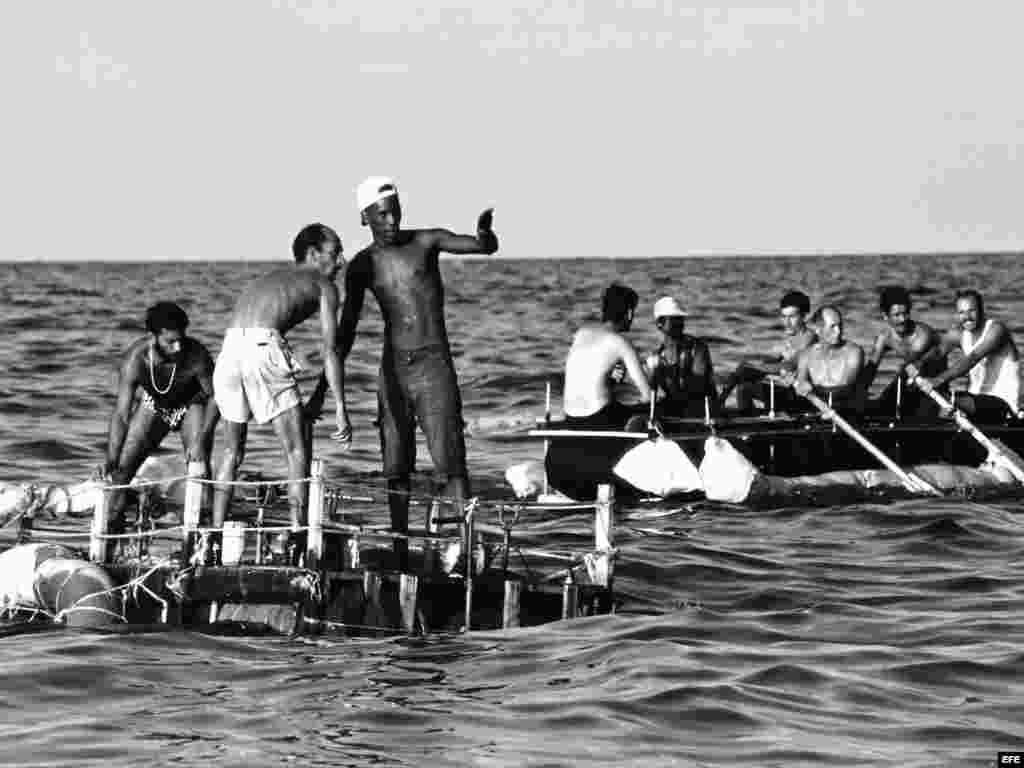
<box><xmin>804</xmin><ymin>392</ymin><xmax>941</xmax><ymax>496</ymax></box>
<box><xmin>905</xmin><ymin>364</ymin><xmax>1024</xmax><ymax>483</ymax></box>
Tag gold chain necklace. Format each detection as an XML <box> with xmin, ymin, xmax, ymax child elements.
<box><xmin>148</xmin><ymin>346</ymin><xmax>177</xmax><ymax>395</ymax></box>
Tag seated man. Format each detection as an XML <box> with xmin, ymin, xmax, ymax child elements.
<box><xmin>546</xmin><ymin>283</ymin><xmax>652</xmax><ymax>499</ymax></box>
<box><xmin>102</xmin><ymin>302</ymin><xmax>219</xmax><ymax>527</ymax></box>
<box><xmin>862</xmin><ymin>286</ymin><xmax>948</xmax><ymax>420</ymax></box>
<box><xmin>718</xmin><ymin>290</ymin><xmax>817</xmax><ymax>415</ymax></box>
<box><xmin>793</xmin><ymin>304</ymin><xmax>866</xmax><ymax>414</ymax></box>
<box><xmin>917</xmin><ymin>289</ymin><xmax>1020</xmax><ymax>422</ymax></box>
<box><xmin>645</xmin><ymin>296</ymin><xmax>717</xmax><ymax>419</ymax></box>
<box><xmin>560</xmin><ymin>283</ymin><xmax>652</xmax><ymax>429</ymax></box>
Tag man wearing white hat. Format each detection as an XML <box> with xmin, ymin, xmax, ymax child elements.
<box><xmin>338</xmin><ymin>176</ymin><xmax>498</xmax><ymax>568</ymax></box>
<box><xmin>646</xmin><ymin>295</ymin><xmax>718</xmax><ymax>419</ymax></box>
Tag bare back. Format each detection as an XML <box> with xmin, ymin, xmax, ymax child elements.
<box><xmin>229</xmin><ymin>268</ymin><xmax>335</xmax><ymax>334</ymax></box>
<box><xmin>563</xmin><ymin>325</ymin><xmax>649</xmax><ymax>418</ymax></box>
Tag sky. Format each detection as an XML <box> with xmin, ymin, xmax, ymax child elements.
<box><xmin>2</xmin><ymin>1</ymin><xmax>1023</xmax><ymax>260</ymax></box>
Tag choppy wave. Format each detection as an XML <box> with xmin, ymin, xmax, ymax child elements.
<box><xmin>2</xmin><ymin>255</ymin><xmax>1024</xmax><ymax>767</ymax></box>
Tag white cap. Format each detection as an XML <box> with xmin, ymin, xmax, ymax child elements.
<box><xmin>653</xmin><ymin>296</ymin><xmax>687</xmax><ymax>319</ymax></box>
<box><xmin>357</xmin><ymin>176</ymin><xmax>398</xmax><ymax>212</ymax></box>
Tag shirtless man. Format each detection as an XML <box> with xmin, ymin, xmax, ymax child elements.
<box><xmin>862</xmin><ymin>286</ymin><xmax>947</xmax><ymax>419</ymax></box>
<box><xmin>718</xmin><ymin>290</ymin><xmax>817</xmax><ymax>414</ymax></box>
<box><xmin>917</xmin><ymin>289</ymin><xmax>1020</xmax><ymax>422</ymax></box>
<box><xmin>561</xmin><ymin>283</ymin><xmax>652</xmax><ymax>427</ymax></box>
<box><xmin>337</xmin><ymin>177</ymin><xmax>497</xmax><ymax>567</ymax></box>
<box><xmin>212</xmin><ymin>223</ymin><xmax>348</xmax><ymax>550</ymax></box>
<box><xmin>793</xmin><ymin>304</ymin><xmax>865</xmax><ymax>413</ymax></box>
<box><xmin>645</xmin><ymin>296</ymin><xmax>716</xmax><ymax>419</ymax></box>
<box><xmin>103</xmin><ymin>302</ymin><xmax>219</xmax><ymax>526</ymax></box>
<box><xmin>545</xmin><ymin>283</ymin><xmax>652</xmax><ymax>500</ymax></box>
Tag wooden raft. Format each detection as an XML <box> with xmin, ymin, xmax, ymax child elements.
<box><xmin>80</xmin><ymin>459</ymin><xmax>618</xmax><ymax>635</ymax></box>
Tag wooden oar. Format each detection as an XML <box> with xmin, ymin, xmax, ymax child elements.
<box><xmin>803</xmin><ymin>392</ymin><xmax>942</xmax><ymax>496</ymax></box>
<box><xmin>905</xmin><ymin>364</ymin><xmax>1024</xmax><ymax>483</ymax></box>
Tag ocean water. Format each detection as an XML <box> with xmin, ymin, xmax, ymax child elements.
<box><xmin>1</xmin><ymin>255</ymin><xmax>1023</xmax><ymax>767</ymax></box>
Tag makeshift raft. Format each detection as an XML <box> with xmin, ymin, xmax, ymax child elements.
<box><xmin>1</xmin><ymin>459</ymin><xmax>618</xmax><ymax>635</ymax></box>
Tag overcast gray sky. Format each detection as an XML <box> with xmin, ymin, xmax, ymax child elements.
<box><xmin>3</xmin><ymin>1</ymin><xmax>1022</xmax><ymax>260</ymax></box>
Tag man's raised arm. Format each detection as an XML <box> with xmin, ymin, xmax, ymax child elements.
<box><xmin>432</xmin><ymin>208</ymin><xmax>499</xmax><ymax>255</ymax></box>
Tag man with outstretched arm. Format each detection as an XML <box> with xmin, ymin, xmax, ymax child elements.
<box><xmin>102</xmin><ymin>302</ymin><xmax>219</xmax><ymax>527</ymax></box>
<box><xmin>916</xmin><ymin>289</ymin><xmax>1020</xmax><ymax>422</ymax></box>
<box><xmin>212</xmin><ymin>223</ymin><xmax>349</xmax><ymax>561</ymax></box>
<box><xmin>862</xmin><ymin>286</ymin><xmax>948</xmax><ymax>419</ymax></box>
<box><xmin>337</xmin><ymin>177</ymin><xmax>498</xmax><ymax>569</ymax></box>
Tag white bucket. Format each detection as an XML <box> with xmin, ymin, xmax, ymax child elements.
<box><xmin>221</xmin><ymin>521</ymin><xmax>246</xmax><ymax>565</ymax></box>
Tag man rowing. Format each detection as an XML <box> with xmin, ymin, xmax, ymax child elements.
<box><xmin>212</xmin><ymin>223</ymin><xmax>349</xmax><ymax>561</ymax></box>
<box><xmin>102</xmin><ymin>302</ymin><xmax>219</xmax><ymax>528</ymax></box>
<box><xmin>717</xmin><ymin>290</ymin><xmax>817</xmax><ymax>414</ymax></box>
<box><xmin>546</xmin><ymin>283</ymin><xmax>652</xmax><ymax>499</ymax></box>
<box><xmin>337</xmin><ymin>177</ymin><xmax>498</xmax><ymax>569</ymax></box>
<box><xmin>916</xmin><ymin>289</ymin><xmax>1021</xmax><ymax>422</ymax></box>
<box><xmin>793</xmin><ymin>304</ymin><xmax>866</xmax><ymax>413</ymax></box>
<box><xmin>862</xmin><ymin>286</ymin><xmax>948</xmax><ymax>419</ymax></box>
<box><xmin>645</xmin><ymin>295</ymin><xmax>717</xmax><ymax>419</ymax></box>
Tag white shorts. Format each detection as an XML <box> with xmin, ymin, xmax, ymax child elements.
<box><xmin>213</xmin><ymin>328</ymin><xmax>302</xmax><ymax>424</ymax></box>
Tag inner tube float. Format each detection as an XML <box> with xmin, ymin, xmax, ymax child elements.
<box><xmin>0</xmin><ymin>543</ymin><xmax>122</xmax><ymax>627</ymax></box>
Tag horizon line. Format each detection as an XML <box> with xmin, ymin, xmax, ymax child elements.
<box><xmin>2</xmin><ymin>249</ymin><xmax>1023</xmax><ymax>264</ymax></box>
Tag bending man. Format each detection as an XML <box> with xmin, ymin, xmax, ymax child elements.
<box><xmin>103</xmin><ymin>302</ymin><xmax>219</xmax><ymax>527</ymax></box>
<box><xmin>212</xmin><ymin>223</ymin><xmax>349</xmax><ymax>558</ymax></box>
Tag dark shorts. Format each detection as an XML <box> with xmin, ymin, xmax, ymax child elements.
<box><xmin>141</xmin><ymin>391</ymin><xmax>189</xmax><ymax>431</ymax></box>
<box><xmin>378</xmin><ymin>345</ymin><xmax>467</xmax><ymax>482</ymax></box>
<box><xmin>954</xmin><ymin>392</ymin><xmax>1017</xmax><ymax>423</ymax></box>
<box><xmin>563</xmin><ymin>401</ymin><xmax>635</xmax><ymax>431</ymax></box>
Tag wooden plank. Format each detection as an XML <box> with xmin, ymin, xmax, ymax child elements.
<box><xmin>503</xmin><ymin>580</ymin><xmax>521</xmax><ymax>629</ymax></box>
<box><xmin>399</xmin><ymin>573</ymin><xmax>418</xmax><ymax>634</ymax></box>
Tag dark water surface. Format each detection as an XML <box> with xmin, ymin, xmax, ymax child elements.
<box><xmin>2</xmin><ymin>256</ymin><xmax>1023</xmax><ymax>767</ymax></box>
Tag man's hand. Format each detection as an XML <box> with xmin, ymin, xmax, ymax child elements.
<box><xmin>609</xmin><ymin>361</ymin><xmax>626</xmax><ymax>384</ymax></box>
<box><xmin>94</xmin><ymin>460</ymin><xmax>117</xmax><ymax>482</ymax></box>
<box><xmin>331</xmin><ymin>405</ymin><xmax>352</xmax><ymax>449</ymax></box>
<box><xmin>793</xmin><ymin>379</ymin><xmax>813</xmax><ymax>397</ymax></box>
<box><xmin>477</xmin><ymin>207</ymin><xmax>494</xmax><ymax>233</ymax></box>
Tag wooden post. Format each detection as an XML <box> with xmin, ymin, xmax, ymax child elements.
<box><xmin>542</xmin><ymin>380</ymin><xmax>551</xmax><ymax>497</ymax></box>
<box><xmin>463</xmin><ymin>503</ymin><xmax>475</xmax><ymax>632</ymax></box>
<box><xmin>399</xmin><ymin>573</ymin><xmax>418</xmax><ymax>634</ymax></box>
<box><xmin>306</xmin><ymin>458</ymin><xmax>325</xmax><ymax>570</ymax></box>
<box><xmin>424</xmin><ymin>499</ymin><xmax>441</xmax><ymax>574</ymax></box>
<box><xmin>503</xmin><ymin>580</ymin><xmax>521</xmax><ymax>629</ymax></box>
<box><xmin>363</xmin><ymin>571</ymin><xmax>382</xmax><ymax>628</ymax></box>
<box><xmin>343</xmin><ymin>536</ymin><xmax>360</xmax><ymax>570</ymax></box>
<box><xmin>594</xmin><ymin>483</ymin><xmax>615</xmax><ymax>589</ymax></box>
<box><xmin>182</xmin><ymin>460</ymin><xmax>205</xmax><ymax>564</ymax></box>
<box><xmin>89</xmin><ymin>483</ymin><xmax>112</xmax><ymax>563</ymax></box>
<box><xmin>562</xmin><ymin>578</ymin><xmax>578</xmax><ymax>620</ymax></box>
